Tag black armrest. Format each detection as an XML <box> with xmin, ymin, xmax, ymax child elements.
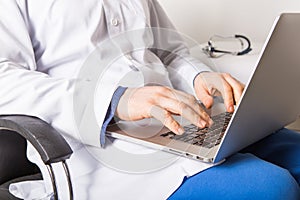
<box><xmin>0</xmin><ymin>115</ymin><xmax>74</xmax><ymax>200</ymax></box>
<box><xmin>0</xmin><ymin>115</ymin><xmax>72</xmax><ymax>164</ymax></box>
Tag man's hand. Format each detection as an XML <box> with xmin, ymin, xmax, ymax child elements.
<box><xmin>116</xmin><ymin>86</ymin><xmax>213</xmax><ymax>135</ymax></box>
<box><xmin>194</xmin><ymin>72</ymin><xmax>245</xmax><ymax>113</ymax></box>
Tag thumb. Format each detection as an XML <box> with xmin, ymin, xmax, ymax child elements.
<box><xmin>195</xmin><ymin>87</ymin><xmax>214</xmax><ymax>109</ymax></box>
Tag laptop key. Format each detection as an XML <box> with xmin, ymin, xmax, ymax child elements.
<box><xmin>159</xmin><ymin>112</ymin><xmax>233</xmax><ymax>148</ymax></box>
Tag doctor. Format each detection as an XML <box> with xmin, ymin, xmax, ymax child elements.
<box><xmin>1</xmin><ymin>0</ymin><xmax>300</xmax><ymax>199</ymax></box>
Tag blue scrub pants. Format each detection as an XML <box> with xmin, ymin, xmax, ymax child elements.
<box><xmin>168</xmin><ymin>128</ymin><xmax>300</xmax><ymax>200</ymax></box>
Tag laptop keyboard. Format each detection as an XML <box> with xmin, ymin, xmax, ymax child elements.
<box><xmin>160</xmin><ymin>112</ymin><xmax>233</xmax><ymax>149</ymax></box>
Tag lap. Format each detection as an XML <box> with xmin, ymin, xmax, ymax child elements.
<box><xmin>168</xmin><ymin>128</ymin><xmax>300</xmax><ymax>200</ymax></box>
<box><xmin>242</xmin><ymin>128</ymin><xmax>300</xmax><ymax>182</ymax></box>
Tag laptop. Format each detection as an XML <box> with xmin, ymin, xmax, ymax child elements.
<box><xmin>106</xmin><ymin>13</ymin><xmax>300</xmax><ymax>163</ymax></box>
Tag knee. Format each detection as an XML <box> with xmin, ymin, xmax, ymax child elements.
<box><xmin>230</xmin><ymin>157</ymin><xmax>300</xmax><ymax>200</ymax></box>
<box><xmin>258</xmin><ymin>167</ymin><xmax>300</xmax><ymax>200</ymax></box>
<box><xmin>220</xmin><ymin>154</ymin><xmax>300</xmax><ymax>200</ymax></box>
<box><xmin>168</xmin><ymin>154</ymin><xmax>300</xmax><ymax>200</ymax></box>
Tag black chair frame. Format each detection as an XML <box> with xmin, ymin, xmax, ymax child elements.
<box><xmin>0</xmin><ymin>115</ymin><xmax>74</xmax><ymax>200</ymax></box>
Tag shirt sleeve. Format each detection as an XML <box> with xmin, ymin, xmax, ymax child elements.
<box><xmin>100</xmin><ymin>86</ymin><xmax>127</xmax><ymax>147</ymax></box>
<box><xmin>148</xmin><ymin>0</ymin><xmax>212</xmax><ymax>95</ymax></box>
<box><xmin>0</xmin><ymin>1</ymin><xmax>77</xmax><ymax>127</ymax></box>
<box><xmin>0</xmin><ymin>1</ymin><xmax>107</xmax><ymax>147</ymax></box>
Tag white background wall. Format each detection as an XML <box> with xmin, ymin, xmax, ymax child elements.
<box><xmin>157</xmin><ymin>0</ymin><xmax>300</xmax><ymax>79</ymax></box>
<box><xmin>159</xmin><ymin>0</ymin><xmax>300</xmax><ymax>131</ymax></box>
<box><xmin>159</xmin><ymin>0</ymin><xmax>300</xmax><ymax>43</ymax></box>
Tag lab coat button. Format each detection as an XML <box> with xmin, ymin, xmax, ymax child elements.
<box><xmin>111</xmin><ymin>18</ymin><xmax>119</xmax><ymax>26</ymax></box>
<box><xmin>129</xmin><ymin>65</ymin><xmax>139</xmax><ymax>71</ymax></box>
<box><xmin>125</xmin><ymin>54</ymin><xmax>133</xmax><ymax>60</ymax></box>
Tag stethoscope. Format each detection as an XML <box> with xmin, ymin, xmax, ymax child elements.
<box><xmin>202</xmin><ymin>34</ymin><xmax>252</xmax><ymax>58</ymax></box>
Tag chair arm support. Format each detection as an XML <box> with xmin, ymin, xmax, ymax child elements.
<box><xmin>0</xmin><ymin>115</ymin><xmax>73</xmax><ymax>165</ymax></box>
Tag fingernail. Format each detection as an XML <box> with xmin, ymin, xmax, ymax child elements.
<box><xmin>208</xmin><ymin>119</ymin><xmax>214</xmax><ymax>127</ymax></box>
<box><xmin>198</xmin><ymin>120</ymin><xmax>206</xmax><ymax>128</ymax></box>
<box><xmin>178</xmin><ymin>127</ymin><xmax>185</xmax><ymax>135</ymax></box>
<box><xmin>228</xmin><ymin>105</ymin><xmax>234</xmax><ymax>113</ymax></box>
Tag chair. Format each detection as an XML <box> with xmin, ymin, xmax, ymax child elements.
<box><xmin>0</xmin><ymin>115</ymin><xmax>74</xmax><ymax>200</ymax></box>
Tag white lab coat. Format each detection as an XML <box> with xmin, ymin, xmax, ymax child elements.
<box><xmin>1</xmin><ymin>0</ymin><xmax>216</xmax><ymax>199</ymax></box>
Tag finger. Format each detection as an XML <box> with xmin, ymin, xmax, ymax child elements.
<box><xmin>195</xmin><ymin>87</ymin><xmax>215</xmax><ymax>109</ymax></box>
<box><xmin>193</xmin><ymin>73</ymin><xmax>215</xmax><ymax>109</ymax></box>
<box><xmin>219</xmin><ymin>74</ymin><xmax>235</xmax><ymax>112</ymax></box>
<box><xmin>156</xmin><ymin>95</ymin><xmax>212</xmax><ymax>128</ymax></box>
<box><xmin>222</xmin><ymin>73</ymin><xmax>245</xmax><ymax>104</ymax></box>
<box><xmin>170</xmin><ymin>89</ymin><xmax>212</xmax><ymax>117</ymax></box>
<box><xmin>150</xmin><ymin>105</ymin><xmax>184</xmax><ymax>135</ymax></box>
<box><xmin>155</xmin><ymin>88</ymin><xmax>213</xmax><ymax>126</ymax></box>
